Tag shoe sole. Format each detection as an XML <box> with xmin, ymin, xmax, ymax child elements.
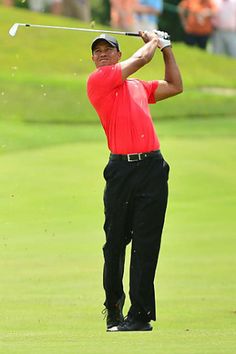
<box><xmin>117</xmin><ymin>322</ymin><xmax>153</xmax><ymax>332</ymax></box>
<box><xmin>106</xmin><ymin>326</ymin><xmax>119</xmax><ymax>332</ymax></box>
<box><xmin>107</xmin><ymin>325</ymin><xmax>153</xmax><ymax>332</ymax></box>
<box><xmin>117</xmin><ymin>327</ymin><xmax>153</xmax><ymax>332</ymax></box>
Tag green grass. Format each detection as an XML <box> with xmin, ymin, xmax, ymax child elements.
<box><xmin>1</xmin><ymin>5</ymin><xmax>236</xmax><ymax>354</ymax></box>
<box><xmin>1</xmin><ymin>118</ymin><xmax>236</xmax><ymax>354</ymax></box>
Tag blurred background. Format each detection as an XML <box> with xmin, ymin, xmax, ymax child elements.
<box><xmin>2</xmin><ymin>0</ymin><xmax>236</xmax><ymax>53</ymax></box>
<box><xmin>0</xmin><ymin>1</ymin><xmax>235</xmax><ymax>354</ymax></box>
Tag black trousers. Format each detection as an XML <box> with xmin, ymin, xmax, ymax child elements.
<box><xmin>103</xmin><ymin>152</ymin><xmax>169</xmax><ymax>321</ymax></box>
<box><xmin>185</xmin><ymin>33</ymin><xmax>209</xmax><ymax>50</ymax></box>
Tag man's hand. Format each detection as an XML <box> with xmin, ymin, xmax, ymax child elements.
<box><xmin>139</xmin><ymin>30</ymin><xmax>171</xmax><ymax>51</ymax></box>
<box><xmin>139</xmin><ymin>30</ymin><xmax>159</xmax><ymax>44</ymax></box>
<box><xmin>153</xmin><ymin>30</ymin><xmax>171</xmax><ymax>51</ymax></box>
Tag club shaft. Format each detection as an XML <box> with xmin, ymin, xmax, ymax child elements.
<box><xmin>22</xmin><ymin>23</ymin><xmax>140</xmax><ymax>37</ymax></box>
<box><xmin>10</xmin><ymin>23</ymin><xmax>170</xmax><ymax>40</ymax></box>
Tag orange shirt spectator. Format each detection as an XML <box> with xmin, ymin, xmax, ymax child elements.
<box><xmin>179</xmin><ymin>0</ymin><xmax>217</xmax><ymax>35</ymax></box>
<box><xmin>178</xmin><ymin>0</ymin><xmax>217</xmax><ymax>49</ymax></box>
<box><xmin>110</xmin><ymin>0</ymin><xmax>136</xmax><ymax>30</ymax></box>
<box><xmin>3</xmin><ymin>0</ymin><xmax>13</xmax><ymax>5</ymax></box>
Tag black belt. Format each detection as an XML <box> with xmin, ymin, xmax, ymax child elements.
<box><xmin>110</xmin><ymin>150</ymin><xmax>161</xmax><ymax>162</ymax></box>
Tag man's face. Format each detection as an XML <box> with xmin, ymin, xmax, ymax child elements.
<box><xmin>92</xmin><ymin>40</ymin><xmax>122</xmax><ymax>68</ymax></box>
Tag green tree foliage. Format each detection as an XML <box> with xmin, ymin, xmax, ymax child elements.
<box><xmin>160</xmin><ymin>1</ymin><xmax>183</xmax><ymax>41</ymax></box>
<box><xmin>15</xmin><ymin>0</ymin><xmax>28</xmax><ymax>8</ymax></box>
<box><xmin>91</xmin><ymin>0</ymin><xmax>110</xmax><ymax>26</ymax></box>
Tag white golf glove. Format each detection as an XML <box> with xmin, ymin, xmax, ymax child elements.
<box><xmin>153</xmin><ymin>30</ymin><xmax>171</xmax><ymax>51</ymax></box>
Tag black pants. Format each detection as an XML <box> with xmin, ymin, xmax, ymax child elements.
<box><xmin>185</xmin><ymin>33</ymin><xmax>209</xmax><ymax>50</ymax></box>
<box><xmin>103</xmin><ymin>152</ymin><xmax>169</xmax><ymax>321</ymax></box>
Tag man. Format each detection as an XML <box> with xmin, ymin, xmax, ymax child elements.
<box><xmin>110</xmin><ymin>0</ymin><xmax>136</xmax><ymax>30</ymax></box>
<box><xmin>63</xmin><ymin>0</ymin><xmax>91</xmax><ymax>22</ymax></box>
<box><xmin>178</xmin><ymin>0</ymin><xmax>217</xmax><ymax>49</ymax></box>
<box><xmin>28</xmin><ymin>0</ymin><xmax>63</xmax><ymax>15</ymax></box>
<box><xmin>134</xmin><ymin>0</ymin><xmax>163</xmax><ymax>30</ymax></box>
<box><xmin>3</xmin><ymin>0</ymin><xmax>13</xmax><ymax>6</ymax></box>
<box><xmin>211</xmin><ymin>0</ymin><xmax>236</xmax><ymax>58</ymax></box>
<box><xmin>87</xmin><ymin>30</ymin><xmax>183</xmax><ymax>332</ymax></box>
<box><xmin>110</xmin><ymin>0</ymin><xmax>162</xmax><ymax>31</ymax></box>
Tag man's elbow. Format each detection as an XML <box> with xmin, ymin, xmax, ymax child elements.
<box><xmin>178</xmin><ymin>84</ymin><xmax>184</xmax><ymax>95</ymax></box>
<box><xmin>173</xmin><ymin>82</ymin><xmax>184</xmax><ymax>95</ymax></box>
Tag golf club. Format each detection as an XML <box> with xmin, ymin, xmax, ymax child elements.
<box><xmin>9</xmin><ymin>23</ymin><xmax>170</xmax><ymax>40</ymax></box>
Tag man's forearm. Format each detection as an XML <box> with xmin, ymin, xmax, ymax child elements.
<box><xmin>135</xmin><ymin>4</ymin><xmax>161</xmax><ymax>15</ymax></box>
<box><xmin>162</xmin><ymin>47</ymin><xmax>183</xmax><ymax>93</ymax></box>
<box><xmin>132</xmin><ymin>38</ymin><xmax>159</xmax><ymax>64</ymax></box>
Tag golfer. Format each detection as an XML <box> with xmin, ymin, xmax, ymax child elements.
<box><xmin>87</xmin><ymin>30</ymin><xmax>183</xmax><ymax>332</ymax></box>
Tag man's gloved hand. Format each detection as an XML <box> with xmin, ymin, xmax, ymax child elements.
<box><xmin>153</xmin><ymin>30</ymin><xmax>171</xmax><ymax>51</ymax></box>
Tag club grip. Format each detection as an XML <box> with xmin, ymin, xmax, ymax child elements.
<box><xmin>126</xmin><ymin>31</ymin><xmax>170</xmax><ymax>40</ymax></box>
<box><xmin>125</xmin><ymin>32</ymin><xmax>140</xmax><ymax>37</ymax></box>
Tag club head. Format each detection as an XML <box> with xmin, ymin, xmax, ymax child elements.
<box><xmin>9</xmin><ymin>23</ymin><xmax>20</xmax><ymax>37</ymax></box>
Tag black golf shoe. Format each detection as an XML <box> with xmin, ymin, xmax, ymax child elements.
<box><xmin>103</xmin><ymin>294</ymin><xmax>125</xmax><ymax>332</ymax></box>
<box><xmin>117</xmin><ymin>315</ymin><xmax>153</xmax><ymax>332</ymax></box>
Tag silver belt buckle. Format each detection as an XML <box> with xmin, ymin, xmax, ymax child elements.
<box><xmin>127</xmin><ymin>153</ymin><xmax>142</xmax><ymax>162</ymax></box>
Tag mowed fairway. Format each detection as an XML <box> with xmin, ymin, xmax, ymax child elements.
<box><xmin>0</xmin><ymin>118</ymin><xmax>235</xmax><ymax>354</ymax></box>
<box><xmin>1</xmin><ymin>4</ymin><xmax>236</xmax><ymax>354</ymax></box>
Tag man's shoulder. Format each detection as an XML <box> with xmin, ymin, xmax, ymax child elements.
<box><xmin>90</xmin><ymin>64</ymin><xmax>121</xmax><ymax>75</ymax></box>
<box><xmin>88</xmin><ymin>64</ymin><xmax>121</xmax><ymax>82</ymax></box>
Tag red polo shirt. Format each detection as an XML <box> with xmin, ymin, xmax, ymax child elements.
<box><xmin>87</xmin><ymin>63</ymin><xmax>160</xmax><ymax>154</ymax></box>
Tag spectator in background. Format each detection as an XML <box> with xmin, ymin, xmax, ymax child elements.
<box><xmin>110</xmin><ymin>0</ymin><xmax>163</xmax><ymax>31</ymax></box>
<box><xmin>28</xmin><ymin>0</ymin><xmax>63</xmax><ymax>15</ymax></box>
<box><xmin>3</xmin><ymin>0</ymin><xmax>13</xmax><ymax>5</ymax></box>
<box><xmin>110</xmin><ymin>0</ymin><xmax>135</xmax><ymax>30</ymax></box>
<box><xmin>63</xmin><ymin>0</ymin><xmax>91</xmax><ymax>22</ymax></box>
<box><xmin>134</xmin><ymin>0</ymin><xmax>163</xmax><ymax>30</ymax></box>
<box><xmin>178</xmin><ymin>0</ymin><xmax>217</xmax><ymax>50</ymax></box>
<box><xmin>211</xmin><ymin>0</ymin><xmax>236</xmax><ymax>58</ymax></box>
<box><xmin>29</xmin><ymin>0</ymin><xmax>91</xmax><ymax>21</ymax></box>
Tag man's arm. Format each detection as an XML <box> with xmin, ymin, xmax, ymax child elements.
<box><xmin>178</xmin><ymin>1</ymin><xmax>189</xmax><ymax>31</ymax></box>
<box><xmin>133</xmin><ymin>0</ymin><xmax>163</xmax><ymax>15</ymax></box>
<box><xmin>154</xmin><ymin>47</ymin><xmax>183</xmax><ymax>101</ymax></box>
<box><xmin>120</xmin><ymin>32</ymin><xmax>159</xmax><ymax>81</ymax></box>
<box><xmin>120</xmin><ymin>31</ymin><xmax>183</xmax><ymax>100</ymax></box>
<box><xmin>135</xmin><ymin>4</ymin><xmax>162</xmax><ymax>15</ymax></box>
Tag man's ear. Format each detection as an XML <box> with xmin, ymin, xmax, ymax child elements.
<box><xmin>118</xmin><ymin>51</ymin><xmax>122</xmax><ymax>60</ymax></box>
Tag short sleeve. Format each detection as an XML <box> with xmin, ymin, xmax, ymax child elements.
<box><xmin>140</xmin><ymin>80</ymin><xmax>159</xmax><ymax>104</ymax></box>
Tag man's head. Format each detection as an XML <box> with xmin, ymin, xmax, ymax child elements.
<box><xmin>91</xmin><ymin>34</ymin><xmax>122</xmax><ymax>68</ymax></box>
